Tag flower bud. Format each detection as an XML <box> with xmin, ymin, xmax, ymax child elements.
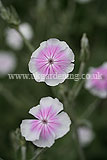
<box><xmin>0</xmin><ymin>0</ymin><xmax>20</xmax><ymax>26</ymax></box>
<box><xmin>80</xmin><ymin>33</ymin><xmax>90</xmax><ymax>62</ymax></box>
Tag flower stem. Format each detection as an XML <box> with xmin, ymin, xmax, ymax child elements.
<box><xmin>68</xmin><ymin>60</ymin><xmax>86</xmax><ymax>160</ymax></box>
<box><xmin>21</xmin><ymin>146</ymin><xmax>26</xmax><ymax>160</ymax></box>
<box><xmin>78</xmin><ymin>61</ymin><xmax>85</xmax><ymax>77</ymax></box>
<box><xmin>81</xmin><ymin>99</ymin><xmax>101</xmax><ymax>119</ymax></box>
<box><xmin>30</xmin><ymin>148</ymin><xmax>46</xmax><ymax>160</ymax></box>
<box><xmin>74</xmin><ymin>126</ymin><xmax>85</xmax><ymax>160</ymax></box>
<box><xmin>70</xmin><ymin>104</ymin><xmax>86</xmax><ymax>160</ymax></box>
<box><xmin>69</xmin><ymin>61</ymin><xmax>85</xmax><ymax>100</ymax></box>
<box><xmin>62</xmin><ymin>89</ymin><xmax>86</xmax><ymax>160</ymax></box>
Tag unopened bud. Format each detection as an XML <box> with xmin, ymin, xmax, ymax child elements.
<box><xmin>11</xmin><ymin>128</ymin><xmax>26</xmax><ymax>152</ymax></box>
<box><xmin>0</xmin><ymin>0</ymin><xmax>20</xmax><ymax>26</ymax></box>
<box><xmin>80</xmin><ymin>33</ymin><xmax>90</xmax><ymax>62</ymax></box>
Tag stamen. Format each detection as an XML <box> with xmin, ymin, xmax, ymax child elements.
<box><xmin>101</xmin><ymin>75</ymin><xmax>106</xmax><ymax>80</ymax></box>
<box><xmin>42</xmin><ymin>119</ymin><xmax>48</xmax><ymax>124</ymax></box>
<box><xmin>48</xmin><ymin>58</ymin><xmax>54</xmax><ymax>64</ymax></box>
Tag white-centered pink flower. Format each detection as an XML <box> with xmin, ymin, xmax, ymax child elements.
<box><xmin>85</xmin><ymin>62</ymin><xmax>107</xmax><ymax>98</ymax></box>
<box><xmin>29</xmin><ymin>38</ymin><xmax>75</xmax><ymax>86</ymax></box>
<box><xmin>20</xmin><ymin>97</ymin><xmax>71</xmax><ymax>148</ymax></box>
<box><xmin>0</xmin><ymin>51</ymin><xmax>17</xmax><ymax>77</ymax></box>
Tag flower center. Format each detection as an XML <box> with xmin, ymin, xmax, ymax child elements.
<box><xmin>48</xmin><ymin>58</ymin><xmax>54</xmax><ymax>65</ymax></box>
<box><xmin>42</xmin><ymin>119</ymin><xmax>48</xmax><ymax>124</ymax></box>
<box><xmin>101</xmin><ymin>75</ymin><xmax>106</xmax><ymax>80</ymax></box>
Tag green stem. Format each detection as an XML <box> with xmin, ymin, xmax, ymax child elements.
<box><xmin>73</xmin><ymin>80</ymin><xmax>85</xmax><ymax>99</ymax></box>
<box><xmin>68</xmin><ymin>61</ymin><xmax>86</xmax><ymax>160</ymax></box>
<box><xmin>78</xmin><ymin>62</ymin><xmax>85</xmax><ymax>77</ymax></box>
<box><xmin>69</xmin><ymin>61</ymin><xmax>85</xmax><ymax>100</ymax></box>
<box><xmin>73</xmin><ymin>123</ymin><xmax>85</xmax><ymax>160</ymax></box>
<box><xmin>31</xmin><ymin>148</ymin><xmax>46</xmax><ymax>160</ymax></box>
<box><xmin>61</xmin><ymin>89</ymin><xmax>86</xmax><ymax>160</ymax></box>
<box><xmin>81</xmin><ymin>99</ymin><xmax>100</xmax><ymax>119</ymax></box>
<box><xmin>21</xmin><ymin>146</ymin><xmax>26</xmax><ymax>160</ymax></box>
<box><xmin>58</xmin><ymin>84</ymin><xmax>69</xmax><ymax>110</ymax></box>
<box><xmin>69</xmin><ymin>100</ymin><xmax>86</xmax><ymax>160</ymax></box>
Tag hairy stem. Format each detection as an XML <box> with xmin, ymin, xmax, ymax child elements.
<box><xmin>69</xmin><ymin>61</ymin><xmax>85</xmax><ymax>100</ymax></box>
<box><xmin>78</xmin><ymin>62</ymin><xmax>85</xmax><ymax>77</ymax></box>
<box><xmin>31</xmin><ymin>148</ymin><xmax>46</xmax><ymax>160</ymax></box>
<box><xmin>62</xmin><ymin>88</ymin><xmax>86</xmax><ymax>160</ymax></box>
<box><xmin>70</xmin><ymin>104</ymin><xmax>86</xmax><ymax>160</ymax></box>
<box><xmin>81</xmin><ymin>99</ymin><xmax>100</xmax><ymax>119</ymax></box>
<box><xmin>21</xmin><ymin>146</ymin><xmax>26</xmax><ymax>160</ymax></box>
<box><xmin>68</xmin><ymin>60</ymin><xmax>86</xmax><ymax>160</ymax></box>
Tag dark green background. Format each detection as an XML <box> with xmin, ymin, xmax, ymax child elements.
<box><xmin>0</xmin><ymin>0</ymin><xmax>107</xmax><ymax>159</ymax></box>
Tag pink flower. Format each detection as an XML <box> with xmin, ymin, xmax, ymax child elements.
<box><xmin>0</xmin><ymin>51</ymin><xmax>17</xmax><ymax>77</ymax></box>
<box><xmin>85</xmin><ymin>62</ymin><xmax>107</xmax><ymax>98</ymax></box>
<box><xmin>29</xmin><ymin>38</ymin><xmax>74</xmax><ymax>86</ymax></box>
<box><xmin>20</xmin><ymin>97</ymin><xmax>71</xmax><ymax>148</ymax></box>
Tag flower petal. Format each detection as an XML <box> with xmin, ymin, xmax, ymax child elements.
<box><xmin>29</xmin><ymin>105</ymin><xmax>40</xmax><ymax>117</ymax></box>
<box><xmin>85</xmin><ymin>64</ymin><xmax>107</xmax><ymax>98</ymax></box>
<box><xmin>47</xmin><ymin>39</ymin><xmax>69</xmax><ymax>52</ymax></box>
<box><xmin>29</xmin><ymin>57</ymin><xmax>37</xmax><ymax>73</ymax></box>
<box><xmin>33</xmin><ymin>125</ymin><xmax>55</xmax><ymax>148</ymax></box>
<box><xmin>65</xmin><ymin>63</ymin><xmax>74</xmax><ymax>73</ymax></box>
<box><xmin>33</xmin><ymin>72</ymin><xmax>45</xmax><ymax>82</ymax></box>
<box><xmin>102</xmin><ymin>62</ymin><xmax>107</xmax><ymax>68</ymax></box>
<box><xmin>45</xmin><ymin>73</ymin><xmax>69</xmax><ymax>86</ymax></box>
<box><xmin>47</xmin><ymin>38</ymin><xmax>60</xmax><ymax>46</ymax></box>
<box><xmin>85</xmin><ymin>79</ymin><xmax>92</xmax><ymax>89</ymax></box>
<box><xmin>89</xmin><ymin>88</ymin><xmax>107</xmax><ymax>98</ymax></box>
<box><xmin>40</xmin><ymin>41</ymin><xmax>47</xmax><ymax>48</ymax></box>
<box><xmin>40</xmin><ymin>97</ymin><xmax>63</xmax><ymax>114</ymax></box>
<box><xmin>55</xmin><ymin>112</ymin><xmax>71</xmax><ymax>139</ymax></box>
<box><xmin>20</xmin><ymin>120</ymin><xmax>42</xmax><ymax>141</ymax></box>
<box><xmin>31</xmin><ymin>47</ymin><xmax>43</xmax><ymax>58</ymax></box>
<box><xmin>62</xmin><ymin>47</ymin><xmax>75</xmax><ymax>63</ymax></box>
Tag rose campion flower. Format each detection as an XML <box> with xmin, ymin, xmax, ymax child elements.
<box><xmin>29</xmin><ymin>38</ymin><xmax>74</xmax><ymax>86</ymax></box>
<box><xmin>85</xmin><ymin>62</ymin><xmax>107</xmax><ymax>98</ymax></box>
<box><xmin>78</xmin><ymin>126</ymin><xmax>95</xmax><ymax>147</ymax></box>
<box><xmin>5</xmin><ymin>23</ymin><xmax>33</xmax><ymax>50</ymax></box>
<box><xmin>20</xmin><ymin>97</ymin><xmax>71</xmax><ymax>148</ymax></box>
<box><xmin>0</xmin><ymin>51</ymin><xmax>17</xmax><ymax>77</ymax></box>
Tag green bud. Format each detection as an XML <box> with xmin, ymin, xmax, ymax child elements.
<box><xmin>80</xmin><ymin>33</ymin><xmax>90</xmax><ymax>62</ymax></box>
<box><xmin>0</xmin><ymin>0</ymin><xmax>20</xmax><ymax>26</ymax></box>
<box><xmin>11</xmin><ymin>128</ymin><xmax>26</xmax><ymax>152</ymax></box>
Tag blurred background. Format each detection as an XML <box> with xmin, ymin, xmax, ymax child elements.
<box><xmin>0</xmin><ymin>0</ymin><xmax>107</xmax><ymax>159</ymax></box>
